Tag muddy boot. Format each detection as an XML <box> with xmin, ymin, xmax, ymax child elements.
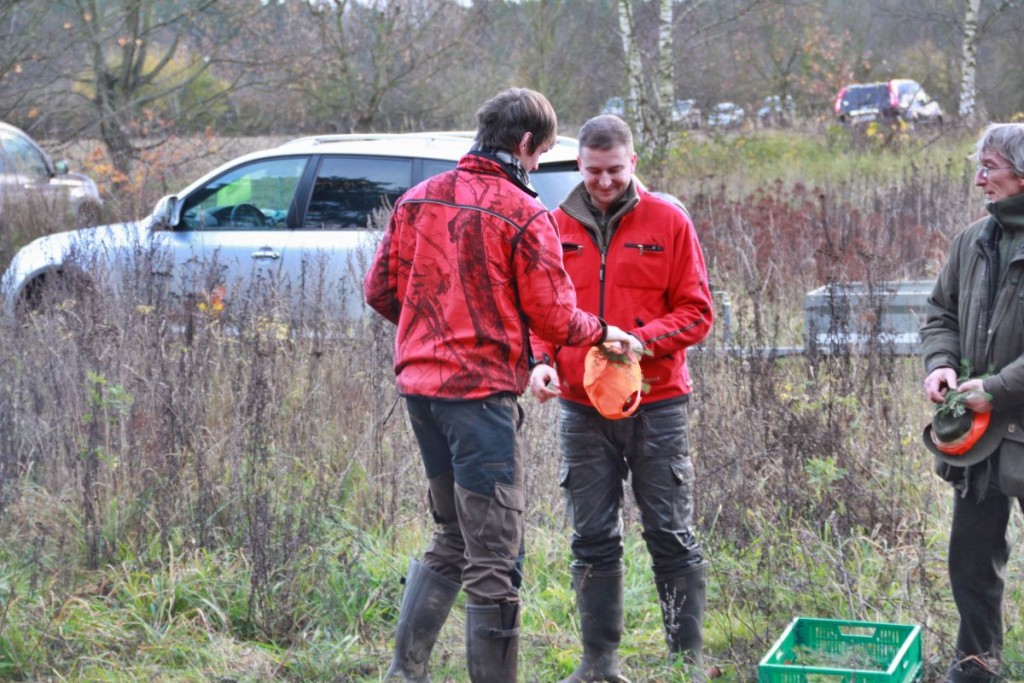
<box><xmin>385</xmin><ymin>560</ymin><xmax>461</xmax><ymax>682</ymax></box>
<box><xmin>657</xmin><ymin>562</ymin><xmax>708</xmax><ymax>683</ymax></box>
<box><xmin>465</xmin><ymin>601</ymin><xmax>519</xmax><ymax>683</ymax></box>
<box><xmin>945</xmin><ymin>655</ymin><xmax>1001</xmax><ymax>683</ymax></box>
<box><xmin>559</xmin><ymin>566</ymin><xmax>630</xmax><ymax>683</ymax></box>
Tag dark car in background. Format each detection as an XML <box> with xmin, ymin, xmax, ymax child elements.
<box><xmin>0</xmin><ymin>121</ymin><xmax>103</xmax><ymax>230</ymax></box>
<box><xmin>833</xmin><ymin>79</ymin><xmax>944</xmax><ymax>127</ymax></box>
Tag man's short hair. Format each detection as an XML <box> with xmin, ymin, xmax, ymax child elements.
<box><xmin>579</xmin><ymin>115</ymin><xmax>634</xmax><ymax>153</ymax></box>
<box><xmin>976</xmin><ymin>123</ymin><xmax>1024</xmax><ymax>175</ymax></box>
<box><xmin>475</xmin><ymin>88</ymin><xmax>557</xmax><ymax>155</ymax></box>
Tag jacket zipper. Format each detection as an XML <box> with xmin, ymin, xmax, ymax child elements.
<box><xmin>624</xmin><ymin>242</ymin><xmax>664</xmax><ymax>255</ymax></box>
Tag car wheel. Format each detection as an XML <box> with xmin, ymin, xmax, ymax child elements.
<box><xmin>17</xmin><ymin>268</ymin><xmax>97</xmax><ymax>318</ymax></box>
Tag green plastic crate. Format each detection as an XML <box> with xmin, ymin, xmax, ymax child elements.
<box><xmin>758</xmin><ymin>618</ymin><xmax>923</xmax><ymax>683</ymax></box>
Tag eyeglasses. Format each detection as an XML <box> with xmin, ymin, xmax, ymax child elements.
<box><xmin>976</xmin><ymin>165</ymin><xmax>1015</xmax><ymax>179</ymax></box>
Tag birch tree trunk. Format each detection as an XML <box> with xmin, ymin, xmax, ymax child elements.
<box><xmin>617</xmin><ymin>0</ymin><xmax>645</xmax><ymax>133</ymax></box>
<box><xmin>653</xmin><ymin>0</ymin><xmax>673</xmax><ymax>135</ymax></box>
<box><xmin>617</xmin><ymin>0</ymin><xmax>675</xmax><ymax>163</ymax></box>
<box><xmin>958</xmin><ymin>0</ymin><xmax>980</xmax><ymax>124</ymax></box>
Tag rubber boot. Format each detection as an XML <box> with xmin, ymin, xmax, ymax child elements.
<box><xmin>657</xmin><ymin>562</ymin><xmax>708</xmax><ymax>683</ymax></box>
<box><xmin>465</xmin><ymin>601</ymin><xmax>519</xmax><ymax>683</ymax></box>
<box><xmin>945</xmin><ymin>655</ymin><xmax>1001</xmax><ymax>683</ymax></box>
<box><xmin>384</xmin><ymin>559</ymin><xmax>461</xmax><ymax>682</ymax></box>
<box><xmin>559</xmin><ymin>566</ymin><xmax>631</xmax><ymax>682</ymax></box>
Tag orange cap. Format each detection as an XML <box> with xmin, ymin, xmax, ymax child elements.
<box><xmin>583</xmin><ymin>343</ymin><xmax>643</xmax><ymax>420</ymax></box>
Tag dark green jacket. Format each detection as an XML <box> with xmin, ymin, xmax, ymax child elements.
<box><xmin>922</xmin><ymin>193</ymin><xmax>1024</xmax><ymax>408</ymax></box>
<box><xmin>921</xmin><ymin>194</ymin><xmax>1024</xmax><ymax>489</ymax></box>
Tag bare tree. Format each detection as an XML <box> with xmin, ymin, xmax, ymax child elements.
<box><xmin>0</xmin><ymin>1</ymin><xmax>70</xmax><ymax>125</ymax></box>
<box><xmin>735</xmin><ymin>0</ymin><xmax>857</xmax><ymax>119</ymax></box>
<box><xmin>39</xmin><ymin>0</ymin><xmax>266</xmax><ymax>179</ymax></box>
<box><xmin>869</xmin><ymin>0</ymin><xmax>1023</xmax><ymax>123</ymax></box>
<box><xmin>296</xmin><ymin>0</ymin><xmax>471</xmax><ymax>133</ymax></box>
<box><xmin>617</xmin><ymin>0</ymin><xmax>644</xmax><ymax>122</ymax></box>
<box><xmin>618</xmin><ymin>0</ymin><xmax>762</xmax><ymax>164</ymax></box>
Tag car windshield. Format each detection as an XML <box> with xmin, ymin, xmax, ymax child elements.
<box><xmin>415</xmin><ymin>159</ymin><xmax>580</xmax><ymax>212</ymax></box>
<box><xmin>842</xmin><ymin>86</ymin><xmax>887</xmax><ymax>109</ymax></box>
<box><xmin>532</xmin><ymin>161</ymin><xmax>581</xmax><ymax>210</ymax></box>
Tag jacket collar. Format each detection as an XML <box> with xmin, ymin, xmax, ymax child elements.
<box><xmin>465</xmin><ymin>146</ymin><xmax>537</xmax><ymax>198</ymax></box>
<box><xmin>986</xmin><ymin>192</ymin><xmax>1024</xmax><ymax>232</ymax></box>
<box><xmin>560</xmin><ymin>179</ymin><xmax>640</xmax><ymax>231</ymax></box>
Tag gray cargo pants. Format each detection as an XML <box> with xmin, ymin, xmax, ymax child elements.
<box><xmin>558</xmin><ymin>400</ymin><xmax>704</xmax><ymax>582</ymax></box>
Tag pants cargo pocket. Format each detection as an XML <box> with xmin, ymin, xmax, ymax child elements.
<box><xmin>460</xmin><ymin>482</ymin><xmax>525</xmax><ymax>559</ymax></box>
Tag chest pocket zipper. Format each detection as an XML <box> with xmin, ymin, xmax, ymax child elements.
<box><xmin>624</xmin><ymin>242</ymin><xmax>664</xmax><ymax>256</ymax></box>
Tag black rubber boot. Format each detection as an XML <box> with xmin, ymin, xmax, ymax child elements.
<box><xmin>656</xmin><ymin>562</ymin><xmax>708</xmax><ymax>682</ymax></box>
<box><xmin>384</xmin><ymin>560</ymin><xmax>461</xmax><ymax>682</ymax></box>
<box><xmin>465</xmin><ymin>601</ymin><xmax>519</xmax><ymax>683</ymax></box>
<box><xmin>945</xmin><ymin>655</ymin><xmax>1001</xmax><ymax>683</ymax></box>
<box><xmin>559</xmin><ymin>566</ymin><xmax>631</xmax><ymax>682</ymax></box>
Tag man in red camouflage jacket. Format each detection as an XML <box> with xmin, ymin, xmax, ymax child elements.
<box><xmin>365</xmin><ymin>88</ymin><xmax>640</xmax><ymax>683</ymax></box>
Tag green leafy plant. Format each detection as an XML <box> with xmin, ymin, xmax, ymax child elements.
<box><xmin>937</xmin><ymin>361</ymin><xmax>993</xmax><ymax>418</ymax></box>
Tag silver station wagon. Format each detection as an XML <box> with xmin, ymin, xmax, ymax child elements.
<box><xmin>2</xmin><ymin>132</ymin><xmax>585</xmax><ymax>318</ymax></box>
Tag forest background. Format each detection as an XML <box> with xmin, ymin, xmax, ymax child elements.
<box><xmin>2</xmin><ymin>0</ymin><xmax>1024</xmax><ymax>681</ymax></box>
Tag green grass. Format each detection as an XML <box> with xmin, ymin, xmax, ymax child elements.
<box><xmin>658</xmin><ymin>126</ymin><xmax>977</xmax><ymax>198</ymax></box>
<box><xmin>0</xmin><ymin>503</ymin><xmax>965</xmax><ymax>681</ymax></box>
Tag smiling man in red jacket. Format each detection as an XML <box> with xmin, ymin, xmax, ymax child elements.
<box><xmin>530</xmin><ymin>114</ymin><xmax>714</xmax><ymax>682</ymax></box>
<box><xmin>365</xmin><ymin>90</ymin><xmax>640</xmax><ymax>683</ymax></box>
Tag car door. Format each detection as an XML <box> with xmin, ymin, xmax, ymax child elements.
<box><xmin>172</xmin><ymin>155</ymin><xmax>309</xmax><ymax>306</ymax></box>
<box><xmin>0</xmin><ymin>128</ymin><xmax>60</xmax><ymax>223</ymax></box>
<box><xmin>292</xmin><ymin>154</ymin><xmax>415</xmax><ymax>317</ymax></box>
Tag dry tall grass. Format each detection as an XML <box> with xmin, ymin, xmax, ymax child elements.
<box><xmin>0</xmin><ymin>130</ymin><xmax>1015</xmax><ymax>680</ymax></box>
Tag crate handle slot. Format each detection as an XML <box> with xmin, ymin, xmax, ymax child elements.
<box><xmin>837</xmin><ymin>625</ymin><xmax>877</xmax><ymax>639</ymax></box>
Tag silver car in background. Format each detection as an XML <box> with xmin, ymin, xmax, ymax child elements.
<box><xmin>1</xmin><ymin>132</ymin><xmax>584</xmax><ymax>318</ymax></box>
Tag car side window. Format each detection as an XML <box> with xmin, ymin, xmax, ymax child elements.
<box><xmin>303</xmin><ymin>156</ymin><xmax>413</xmax><ymax>229</ymax></box>
<box><xmin>180</xmin><ymin>157</ymin><xmax>306</xmax><ymax>231</ymax></box>
<box><xmin>422</xmin><ymin>159</ymin><xmax>456</xmax><ymax>180</ymax></box>
<box><xmin>1</xmin><ymin>132</ymin><xmax>50</xmax><ymax>178</ymax></box>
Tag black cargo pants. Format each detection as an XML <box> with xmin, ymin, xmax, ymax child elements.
<box><xmin>948</xmin><ymin>466</ymin><xmax>1024</xmax><ymax>670</ymax></box>
<box><xmin>406</xmin><ymin>394</ymin><xmax>526</xmax><ymax>605</ymax></box>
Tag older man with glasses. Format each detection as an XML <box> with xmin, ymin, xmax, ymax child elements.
<box><xmin>922</xmin><ymin>122</ymin><xmax>1024</xmax><ymax>683</ymax></box>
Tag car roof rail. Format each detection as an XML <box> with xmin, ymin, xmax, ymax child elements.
<box><xmin>281</xmin><ymin>131</ymin><xmax>579</xmax><ymax>148</ymax></box>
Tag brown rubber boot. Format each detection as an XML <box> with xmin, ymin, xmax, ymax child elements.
<box><xmin>384</xmin><ymin>560</ymin><xmax>461</xmax><ymax>682</ymax></box>
<box><xmin>465</xmin><ymin>601</ymin><xmax>519</xmax><ymax>683</ymax></box>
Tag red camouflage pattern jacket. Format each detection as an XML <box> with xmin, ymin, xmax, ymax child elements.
<box><xmin>531</xmin><ymin>182</ymin><xmax>714</xmax><ymax>408</ymax></box>
<box><xmin>364</xmin><ymin>152</ymin><xmax>606</xmax><ymax>400</ymax></box>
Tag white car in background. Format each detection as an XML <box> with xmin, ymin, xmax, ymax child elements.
<box><xmin>707</xmin><ymin>102</ymin><xmax>746</xmax><ymax>129</ymax></box>
<box><xmin>672</xmin><ymin>99</ymin><xmax>702</xmax><ymax>129</ymax></box>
